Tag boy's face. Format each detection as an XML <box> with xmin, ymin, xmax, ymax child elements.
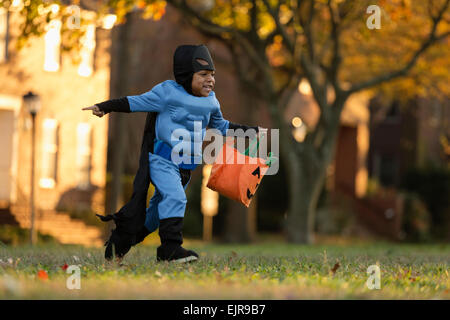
<box><xmin>191</xmin><ymin>68</ymin><xmax>215</xmax><ymax>97</ymax></box>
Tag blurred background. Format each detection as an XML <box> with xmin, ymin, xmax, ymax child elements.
<box><xmin>0</xmin><ymin>0</ymin><xmax>448</xmax><ymax>247</ymax></box>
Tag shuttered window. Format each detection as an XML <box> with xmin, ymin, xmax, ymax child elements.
<box><xmin>78</xmin><ymin>24</ymin><xmax>96</xmax><ymax>77</ymax></box>
<box><xmin>76</xmin><ymin>123</ymin><xmax>92</xmax><ymax>189</ymax></box>
<box><xmin>43</xmin><ymin>19</ymin><xmax>61</xmax><ymax>72</ymax></box>
<box><xmin>39</xmin><ymin>119</ymin><xmax>58</xmax><ymax>189</ymax></box>
<box><xmin>0</xmin><ymin>8</ymin><xmax>8</xmax><ymax>63</ymax></box>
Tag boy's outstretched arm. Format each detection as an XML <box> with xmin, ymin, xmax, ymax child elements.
<box><xmin>82</xmin><ymin>83</ymin><xmax>166</xmax><ymax>116</ymax></box>
<box><xmin>95</xmin><ymin>96</ymin><xmax>131</xmax><ymax>114</ymax></box>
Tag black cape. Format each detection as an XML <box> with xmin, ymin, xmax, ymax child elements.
<box><xmin>96</xmin><ymin>44</ymin><xmax>256</xmax><ymax>241</ymax></box>
<box><xmin>96</xmin><ymin>44</ymin><xmax>215</xmax><ymax>240</ymax></box>
<box><xmin>97</xmin><ymin>111</ymin><xmax>157</xmax><ymax>237</ymax></box>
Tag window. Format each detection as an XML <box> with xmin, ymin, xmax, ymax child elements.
<box><xmin>0</xmin><ymin>7</ymin><xmax>8</xmax><ymax>63</ymax></box>
<box><xmin>76</xmin><ymin>123</ymin><xmax>92</xmax><ymax>189</ymax></box>
<box><xmin>39</xmin><ymin>119</ymin><xmax>59</xmax><ymax>189</ymax></box>
<box><xmin>385</xmin><ymin>100</ymin><xmax>400</xmax><ymax>123</ymax></box>
<box><xmin>43</xmin><ymin>19</ymin><xmax>61</xmax><ymax>72</ymax></box>
<box><xmin>78</xmin><ymin>24</ymin><xmax>96</xmax><ymax>77</ymax></box>
<box><xmin>373</xmin><ymin>153</ymin><xmax>398</xmax><ymax>187</ymax></box>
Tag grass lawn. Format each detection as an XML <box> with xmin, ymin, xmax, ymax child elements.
<box><xmin>0</xmin><ymin>237</ymin><xmax>448</xmax><ymax>299</ymax></box>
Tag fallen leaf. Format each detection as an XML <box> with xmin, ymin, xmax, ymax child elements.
<box><xmin>37</xmin><ymin>270</ymin><xmax>48</xmax><ymax>281</ymax></box>
<box><xmin>331</xmin><ymin>262</ymin><xmax>340</xmax><ymax>274</ymax></box>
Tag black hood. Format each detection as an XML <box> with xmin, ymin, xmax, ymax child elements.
<box><xmin>173</xmin><ymin>44</ymin><xmax>215</xmax><ymax>95</ymax></box>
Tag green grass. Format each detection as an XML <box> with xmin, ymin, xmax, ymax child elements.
<box><xmin>0</xmin><ymin>239</ymin><xmax>448</xmax><ymax>299</ymax></box>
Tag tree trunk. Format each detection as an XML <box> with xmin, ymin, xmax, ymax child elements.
<box><xmin>282</xmin><ymin>99</ymin><xmax>345</xmax><ymax>244</ymax></box>
<box><xmin>223</xmin><ymin>200</ymin><xmax>252</xmax><ymax>243</ymax></box>
<box><xmin>285</xmin><ymin>149</ymin><xmax>327</xmax><ymax>243</ymax></box>
<box><xmin>105</xmin><ymin>14</ymin><xmax>132</xmax><ymax>239</ymax></box>
<box><xmin>223</xmin><ymin>88</ymin><xmax>260</xmax><ymax>243</ymax></box>
<box><xmin>279</xmin><ymin>127</ymin><xmax>324</xmax><ymax>244</ymax></box>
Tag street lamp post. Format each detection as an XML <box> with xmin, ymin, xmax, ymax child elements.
<box><xmin>23</xmin><ymin>91</ymin><xmax>41</xmax><ymax>245</ymax></box>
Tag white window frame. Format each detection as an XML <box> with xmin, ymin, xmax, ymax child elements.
<box><xmin>0</xmin><ymin>7</ymin><xmax>8</xmax><ymax>63</ymax></box>
<box><xmin>78</xmin><ymin>23</ymin><xmax>96</xmax><ymax>77</ymax></box>
<box><xmin>76</xmin><ymin>123</ymin><xmax>92</xmax><ymax>190</ymax></box>
<box><xmin>39</xmin><ymin>119</ymin><xmax>59</xmax><ymax>189</ymax></box>
<box><xmin>43</xmin><ymin>19</ymin><xmax>62</xmax><ymax>72</ymax></box>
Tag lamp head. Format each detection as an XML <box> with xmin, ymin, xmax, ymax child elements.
<box><xmin>23</xmin><ymin>91</ymin><xmax>41</xmax><ymax>116</ymax></box>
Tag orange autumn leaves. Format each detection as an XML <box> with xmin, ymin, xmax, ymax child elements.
<box><xmin>36</xmin><ymin>263</ymin><xmax>69</xmax><ymax>281</ymax></box>
<box><xmin>138</xmin><ymin>1</ymin><xmax>167</xmax><ymax>21</ymax></box>
<box><xmin>111</xmin><ymin>0</ymin><xmax>167</xmax><ymax>24</ymax></box>
<box><xmin>37</xmin><ymin>270</ymin><xmax>49</xmax><ymax>281</ymax></box>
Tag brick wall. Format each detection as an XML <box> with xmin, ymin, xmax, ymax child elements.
<box><xmin>0</xmin><ymin>9</ymin><xmax>111</xmax><ymax>216</ymax></box>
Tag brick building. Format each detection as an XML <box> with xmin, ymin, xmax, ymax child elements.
<box><xmin>4</xmin><ymin>2</ymin><xmax>437</xmax><ymax>244</ymax></box>
<box><xmin>0</xmin><ymin>3</ymin><xmax>112</xmax><ymax>245</ymax></box>
<box><xmin>368</xmin><ymin>97</ymin><xmax>450</xmax><ymax>186</ymax></box>
<box><xmin>0</xmin><ymin>2</ymin><xmax>374</xmax><ymax>244</ymax></box>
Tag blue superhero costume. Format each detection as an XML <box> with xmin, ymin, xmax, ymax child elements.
<box><xmin>95</xmin><ymin>45</ymin><xmax>258</xmax><ymax>262</ymax></box>
<box><xmin>127</xmin><ymin>79</ymin><xmax>229</xmax><ymax>229</ymax></box>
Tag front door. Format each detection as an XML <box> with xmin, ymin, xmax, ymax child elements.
<box><xmin>0</xmin><ymin>109</ymin><xmax>14</xmax><ymax>207</ymax></box>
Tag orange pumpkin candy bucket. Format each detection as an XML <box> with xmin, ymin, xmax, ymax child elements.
<box><xmin>206</xmin><ymin>135</ymin><xmax>274</xmax><ymax>207</ymax></box>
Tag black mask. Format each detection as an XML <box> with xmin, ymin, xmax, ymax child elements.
<box><xmin>173</xmin><ymin>44</ymin><xmax>215</xmax><ymax>95</ymax></box>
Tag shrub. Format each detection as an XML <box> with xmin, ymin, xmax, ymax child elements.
<box><xmin>0</xmin><ymin>225</ymin><xmax>56</xmax><ymax>246</ymax></box>
<box><xmin>400</xmin><ymin>192</ymin><xmax>432</xmax><ymax>242</ymax></box>
<box><xmin>400</xmin><ymin>166</ymin><xmax>450</xmax><ymax>240</ymax></box>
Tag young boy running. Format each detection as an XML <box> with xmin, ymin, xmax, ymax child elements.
<box><xmin>83</xmin><ymin>44</ymin><xmax>261</xmax><ymax>263</ymax></box>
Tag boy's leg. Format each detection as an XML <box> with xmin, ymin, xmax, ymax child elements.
<box><xmin>136</xmin><ymin>163</ymin><xmax>185</xmax><ymax>245</ymax></box>
<box><xmin>149</xmin><ymin>161</ymin><xmax>187</xmax><ymax>221</ymax></box>
<box><xmin>104</xmin><ymin>179</ymin><xmax>164</xmax><ymax>260</ymax></box>
<box><xmin>149</xmin><ymin>153</ymin><xmax>198</xmax><ymax>262</ymax></box>
<box><xmin>144</xmin><ymin>189</ymin><xmax>162</xmax><ymax>233</ymax></box>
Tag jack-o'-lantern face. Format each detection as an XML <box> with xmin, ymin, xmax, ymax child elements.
<box><xmin>239</xmin><ymin>164</ymin><xmax>269</xmax><ymax>207</ymax></box>
<box><xmin>246</xmin><ymin>167</ymin><xmax>261</xmax><ymax>200</ymax></box>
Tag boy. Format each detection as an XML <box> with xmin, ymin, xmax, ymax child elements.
<box><xmin>83</xmin><ymin>44</ymin><xmax>261</xmax><ymax>263</ymax></box>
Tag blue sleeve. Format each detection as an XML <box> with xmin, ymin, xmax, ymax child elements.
<box><xmin>208</xmin><ymin>100</ymin><xmax>229</xmax><ymax>136</ymax></box>
<box><xmin>126</xmin><ymin>83</ymin><xmax>166</xmax><ymax>112</ymax></box>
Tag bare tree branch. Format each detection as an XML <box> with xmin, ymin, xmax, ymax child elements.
<box><xmin>323</xmin><ymin>0</ymin><xmax>342</xmax><ymax>93</ymax></box>
<box><xmin>167</xmin><ymin>0</ymin><xmax>274</xmax><ymax>92</ymax></box>
<box><xmin>261</xmin><ymin>0</ymin><xmax>295</xmax><ymax>54</ymax></box>
<box><xmin>250</xmin><ymin>0</ymin><xmax>258</xmax><ymax>39</ymax></box>
<box><xmin>348</xmin><ymin>0</ymin><xmax>450</xmax><ymax>94</ymax></box>
<box><xmin>226</xmin><ymin>41</ymin><xmax>265</xmax><ymax>98</ymax></box>
<box><xmin>297</xmin><ymin>0</ymin><xmax>317</xmax><ymax>64</ymax></box>
<box><xmin>436</xmin><ymin>30</ymin><xmax>450</xmax><ymax>41</ymax></box>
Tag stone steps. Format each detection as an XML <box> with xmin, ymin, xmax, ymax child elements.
<box><xmin>0</xmin><ymin>208</ymin><xmax>19</xmax><ymax>225</ymax></box>
<box><xmin>9</xmin><ymin>206</ymin><xmax>104</xmax><ymax>247</ymax></box>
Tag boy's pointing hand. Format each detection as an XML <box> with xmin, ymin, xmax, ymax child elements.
<box><xmin>82</xmin><ymin>105</ymin><xmax>105</xmax><ymax>117</ymax></box>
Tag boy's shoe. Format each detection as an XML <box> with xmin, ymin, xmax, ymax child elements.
<box><xmin>156</xmin><ymin>242</ymin><xmax>198</xmax><ymax>263</ymax></box>
<box><xmin>157</xmin><ymin>217</ymin><xmax>198</xmax><ymax>263</ymax></box>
